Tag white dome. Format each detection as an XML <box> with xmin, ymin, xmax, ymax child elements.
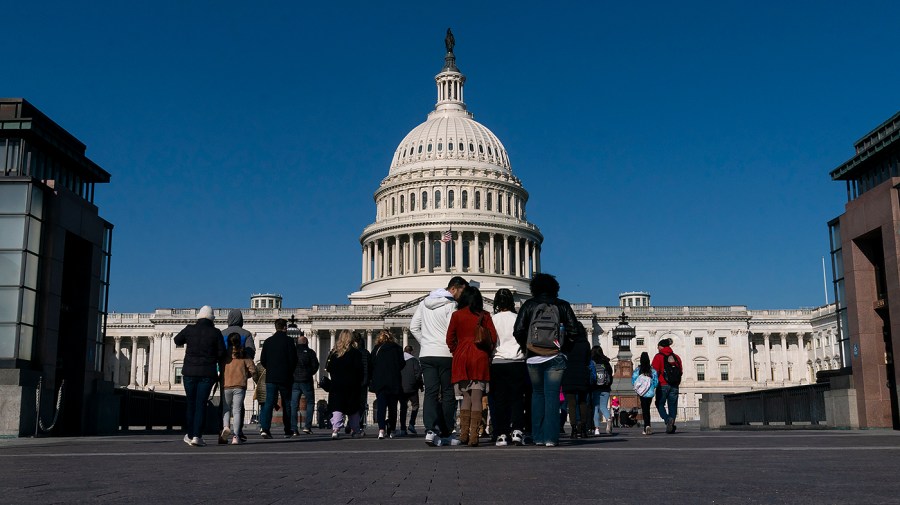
<box><xmin>389</xmin><ymin>114</ymin><xmax>511</xmax><ymax>174</ymax></box>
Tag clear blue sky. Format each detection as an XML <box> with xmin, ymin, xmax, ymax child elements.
<box><xmin>6</xmin><ymin>1</ymin><xmax>899</xmax><ymax>312</ymax></box>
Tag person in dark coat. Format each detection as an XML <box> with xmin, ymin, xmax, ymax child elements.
<box><xmin>219</xmin><ymin>309</ymin><xmax>256</xmax><ymax>443</ymax></box>
<box><xmin>561</xmin><ymin>321</ymin><xmax>591</xmax><ymax>439</ymax></box>
<box><xmin>370</xmin><ymin>330</ymin><xmax>405</xmax><ymax>439</ymax></box>
<box><xmin>173</xmin><ymin>305</ymin><xmax>226</xmax><ymax>447</ymax></box>
<box><xmin>259</xmin><ymin>318</ymin><xmax>297</xmax><ymax>439</ymax></box>
<box><xmin>326</xmin><ymin>330</ymin><xmax>364</xmax><ymax>439</ymax></box>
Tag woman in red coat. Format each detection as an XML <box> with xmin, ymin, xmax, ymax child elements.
<box><xmin>446</xmin><ymin>285</ymin><xmax>498</xmax><ymax>446</ymax></box>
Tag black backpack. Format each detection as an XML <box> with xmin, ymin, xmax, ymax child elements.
<box><xmin>663</xmin><ymin>353</ymin><xmax>682</xmax><ymax>387</ymax></box>
<box><xmin>527</xmin><ymin>301</ymin><xmax>563</xmax><ymax>356</ymax></box>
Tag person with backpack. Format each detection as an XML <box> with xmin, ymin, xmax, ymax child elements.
<box><xmin>290</xmin><ymin>335</ymin><xmax>319</xmax><ymax>435</ymax></box>
<box><xmin>589</xmin><ymin>345</ymin><xmax>614</xmax><ymax>435</ymax></box>
<box><xmin>561</xmin><ymin>321</ymin><xmax>591</xmax><ymax>439</ymax></box>
<box><xmin>222</xmin><ymin>333</ymin><xmax>256</xmax><ymax>444</ymax></box>
<box><xmin>513</xmin><ymin>273</ymin><xmax>580</xmax><ymax>447</ymax></box>
<box><xmin>632</xmin><ymin>351</ymin><xmax>659</xmax><ymax>435</ymax></box>
<box><xmin>399</xmin><ymin>345</ymin><xmax>423</xmax><ymax>437</ymax></box>
<box><xmin>220</xmin><ymin>309</ymin><xmax>257</xmax><ymax>443</ymax></box>
<box><xmin>652</xmin><ymin>338</ymin><xmax>683</xmax><ymax>434</ymax></box>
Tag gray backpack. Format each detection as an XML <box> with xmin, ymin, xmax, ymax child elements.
<box><xmin>527</xmin><ymin>302</ymin><xmax>563</xmax><ymax>356</ymax></box>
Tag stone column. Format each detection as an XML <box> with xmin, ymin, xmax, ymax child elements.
<box><xmin>794</xmin><ymin>332</ymin><xmax>805</xmax><ymax>382</ymax></box>
<box><xmin>455</xmin><ymin>231</ymin><xmax>463</xmax><ymax>273</ymax></box>
<box><xmin>779</xmin><ymin>333</ymin><xmax>788</xmax><ymax>382</ymax></box>
<box><xmin>763</xmin><ymin>333</ymin><xmax>772</xmax><ymax>383</ymax></box>
<box><xmin>402</xmin><ymin>328</ymin><xmax>409</xmax><ymax>349</ymax></box>
<box><xmin>392</xmin><ymin>236</ymin><xmax>399</xmax><ymax>277</ymax></box>
<box><xmin>366</xmin><ymin>330</ymin><xmax>373</xmax><ymax>350</ymax></box>
<box><xmin>113</xmin><ymin>337</ymin><xmax>122</xmax><ymax>385</ymax></box>
<box><xmin>361</xmin><ymin>244</ymin><xmax>367</xmax><ymax>283</ymax></box>
<box><xmin>130</xmin><ymin>337</ymin><xmax>138</xmax><ymax>387</ymax></box>
<box><xmin>489</xmin><ymin>233</ymin><xmax>495</xmax><ymax>274</ymax></box>
<box><xmin>407</xmin><ymin>233</ymin><xmax>414</xmax><ymax>275</ymax></box>
<box><xmin>525</xmin><ymin>239</ymin><xmax>532</xmax><ymax>278</ymax></box>
<box><xmin>329</xmin><ymin>329</ymin><xmax>336</xmax><ymax>354</ymax></box>
<box><xmin>503</xmin><ymin>235</ymin><xmax>510</xmax><ymax>275</ymax></box>
<box><xmin>148</xmin><ymin>334</ymin><xmax>157</xmax><ymax>385</ymax></box>
<box><xmin>469</xmin><ymin>232</ymin><xmax>477</xmax><ymax>273</ymax></box>
<box><xmin>425</xmin><ymin>233</ymin><xmax>432</xmax><ymax>273</ymax></box>
<box><xmin>534</xmin><ymin>244</ymin><xmax>541</xmax><ymax>273</ymax></box>
<box><xmin>441</xmin><ymin>237</ymin><xmax>448</xmax><ymax>272</ymax></box>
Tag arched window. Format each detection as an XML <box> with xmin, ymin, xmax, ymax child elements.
<box><xmin>400</xmin><ymin>195</ymin><xmax>405</xmax><ymax>213</ymax></box>
<box><xmin>448</xmin><ymin>142</ymin><xmax>453</xmax><ymax>151</ymax></box>
<box><xmin>427</xmin><ymin>143</ymin><xmax>432</xmax><ymax>152</ymax></box>
<box><xmin>418</xmin><ymin>145</ymin><xmax>422</xmax><ymax>154</ymax></box>
<box><xmin>478</xmin><ymin>144</ymin><xmax>484</xmax><ymax>154</ymax></box>
<box><xmin>459</xmin><ymin>142</ymin><xmax>464</xmax><ymax>151</ymax></box>
<box><xmin>488</xmin><ymin>146</ymin><xmax>493</xmax><ymax>156</ymax></box>
<box><xmin>410</xmin><ymin>193</ymin><xmax>416</xmax><ymax>211</ymax></box>
<box><xmin>475</xmin><ymin>191</ymin><xmax>481</xmax><ymax>210</ymax></box>
<box><xmin>438</xmin><ymin>143</ymin><xmax>443</xmax><ymax>152</ymax></box>
<box><xmin>486</xmin><ymin>192</ymin><xmax>492</xmax><ymax>211</ymax></box>
<box><xmin>422</xmin><ymin>191</ymin><xmax>428</xmax><ymax>209</ymax></box>
<box><xmin>469</xmin><ymin>143</ymin><xmax>474</xmax><ymax>152</ymax></box>
<box><xmin>403</xmin><ymin>148</ymin><xmax>407</xmax><ymax>157</ymax></box>
<box><xmin>498</xmin><ymin>192</ymin><xmax>503</xmax><ymax>213</ymax></box>
<box><xmin>461</xmin><ymin>190</ymin><xmax>468</xmax><ymax>209</ymax></box>
<box><xmin>391</xmin><ymin>197</ymin><xmax>396</xmax><ymax>215</ymax></box>
<box><xmin>507</xmin><ymin>195</ymin><xmax>511</xmax><ymax>215</ymax></box>
<box><xmin>435</xmin><ymin>190</ymin><xmax>442</xmax><ymax>209</ymax></box>
<box><xmin>448</xmin><ymin>190</ymin><xmax>455</xmax><ymax>209</ymax></box>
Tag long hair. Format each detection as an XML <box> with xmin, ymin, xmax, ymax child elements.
<box><xmin>376</xmin><ymin>330</ymin><xmax>395</xmax><ymax>346</ymax></box>
<box><xmin>227</xmin><ymin>333</ymin><xmax>245</xmax><ymax>359</ymax></box>
<box><xmin>639</xmin><ymin>351</ymin><xmax>652</xmax><ymax>376</ymax></box>
<box><xmin>591</xmin><ymin>345</ymin><xmax>608</xmax><ymax>364</ymax></box>
<box><xmin>334</xmin><ymin>330</ymin><xmax>354</xmax><ymax>357</ymax></box>
<box><xmin>457</xmin><ymin>285</ymin><xmax>484</xmax><ymax>315</ymax></box>
<box><xmin>493</xmin><ymin>288</ymin><xmax>516</xmax><ymax>314</ymax></box>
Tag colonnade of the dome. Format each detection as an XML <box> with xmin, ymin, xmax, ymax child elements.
<box><xmin>375</xmin><ymin>178</ymin><xmax>526</xmax><ymax>221</ymax></box>
<box><xmin>360</xmin><ymin>230</ymin><xmax>540</xmax><ymax>284</ymax></box>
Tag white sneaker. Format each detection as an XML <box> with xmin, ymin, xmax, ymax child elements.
<box><xmin>425</xmin><ymin>430</ymin><xmax>438</xmax><ymax>446</ymax></box>
<box><xmin>511</xmin><ymin>430</ymin><xmax>524</xmax><ymax>445</ymax></box>
<box><xmin>545</xmin><ymin>441</ymin><xmax>556</xmax><ymax>447</ymax></box>
<box><xmin>378</xmin><ymin>429</ymin><xmax>385</xmax><ymax>439</ymax></box>
<box><xmin>191</xmin><ymin>436</ymin><xmax>206</xmax><ymax>447</ymax></box>
<box><xmin>183</xmin><ymin>434</ymin><xmax>193</xmax><ymax>446</ymax></box>
<box><xmin>448</xmin><ymin>436</ymin><xmax>462</xmax><ymax>446</ymax></box>
<box><xmin>495</xmin><ymin>434</ymin><xmax>508</xmax><ymax>447</ymax></box>
<box><xmin>331</xmin><ymin>431</ymin><xmax>339</xmax><ymax>439</ymax></box>
<box><xmin>593</xmin><ymin>428</ymin><xmax>601</xmax><ymax>436</ymax></box>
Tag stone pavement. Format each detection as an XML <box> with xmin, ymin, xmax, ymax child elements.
<box><xmin>1</xmin><ymin>423</ymin><xmax>899</xmax><ymax>504</ymax></box>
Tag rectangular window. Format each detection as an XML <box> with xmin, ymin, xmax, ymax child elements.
<box><xmin>695</xmin><ymin>337</ymin><xmax>703</xmax><ymax>345</ymax></box>
<box><xmin>718</xmin><ymin>336</ymin><xmax>727</xmax><ymax>346</ymax></box>
<box><xmin>174</xmin><ymin>366</ymin><xmax>183</xmax><ymax>384</ymax></box>
<box><xmin>697</xmin><ymin>363</ymin><xmax>705</xmax><ymax>381</ymax></box>
<box><xmin>635</xmin><ymin>338</ymin><xmax>644</xmax><ymax>346</ymax></box>
<box><xmin>720</xmin><ymin>364</ymin><xmax>729</xmax><ymax>381</ymax></box>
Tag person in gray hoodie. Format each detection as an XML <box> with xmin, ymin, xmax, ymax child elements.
<box><xmin>409</xmin><ymin>276</ymin><xmax>468</xmax><ymax>446</ymax></box>
<box><xmin>221</xmin><ymin>309</ymin><xmax>256</xmax><ymax>441</ymax></box>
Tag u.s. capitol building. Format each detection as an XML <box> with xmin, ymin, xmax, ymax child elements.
<box><xmin>106</xmin><ymin>34</ymin><xmax>839</xmax><ymax>421</ymax></box>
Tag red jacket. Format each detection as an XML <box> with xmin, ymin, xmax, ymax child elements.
<box><xmin>446</xmin><ymin>308</ymin><xmax>498</xmax><ymax>383</ymax></box>
<box><xmin>652</xmin><ymin>346</ymin><xmax>682</xmax><ymax>386</ymax></box>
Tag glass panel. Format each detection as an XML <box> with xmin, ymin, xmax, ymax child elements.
<box><xmin>20</xmin><ymin>288</ymin><xmax>35</xmax><ymax>325</ymax></box>
<box><xmin>0</xmin><ymin>216</ymin><xmax>26</xmax><ymax>249</ymax></box>
<box><xmin>0</xmin><ymin>288</ymin><xmax>19</xmax><ymax>322</ymax></box>
<box><xmin>0</xmin><ymin>324</ymin><xmax>15</xmax><ymax>358</ymax></box>
<box><xmin>18</xmin><ymin>323</ymin><xmax>32</xmax><ymax>361</ymax></box>
<box><xmin>26</xmin><ymin>217</ymin><xmax>41</xmax><ymax>253</ymax></box>
<box><xmin>30</xmin><ymin>185</ymin><xmax>43</xmax><ymax>220</ymax></box>
<box><xmin>832</xmin><ymin>249</ymin><xmax>844</xmax><ymax>280</ymax></box>
<box><xmin>0</xmin><ymin>185</ymin><xmax>28</xmax><ymax>213</ymax></box>
<box><xmin>23</xmin><ymin>252</ymin><xmax>38</xmax><ymax>289</ymax></box>
<box><xmin>0</xmin><ymin>251</ymin><xmax>22</xmax><ymax>286</ymax></box>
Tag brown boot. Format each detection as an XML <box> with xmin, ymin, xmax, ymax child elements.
<box><xmin>457</xmin><ymin>410</ymin><xmax>471</xmax><ymax>445</ymax></box>
<box><xmin>468</xmin><ymin>411</ymin><xmax>481</xmax><ymax>447</ymax></box>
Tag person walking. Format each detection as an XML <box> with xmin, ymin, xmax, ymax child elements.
<box><xmin>222</xmin><ymin>332</ymin><xmax>256</xmax><ymax>445</ymax></box>
<box><xmin>611</xmin><ymin>396</ymin><xmax>621</xmax><ymax>428</ymax></box>
<box><xmin>258</xmin><ymin>318</ymin><xmax>297</xmax><ymax>439</ymax></box>
<box><xmin>513</xmin><ymin>273</ymin><xmax>580</xmax><ymax>447</ymax></box>
<box><xmin>561</xmin><ymin>321</ymin><xmax>591</xmax><ymax>439</ymax></box>
<box><xmin>652</xmin><ymin>338</ymin><xmax>683</xmax><ymax>434</ymax></box>
<box><xmin>371</xmin><ymin>330</ymin><xmax>405</xmax><ymax>439</ymax></box>
<box><xmin>632</xmin><ymin>351</ymin><xmax>659</xmax><ymax>435</ymax></box>
<box><xmin>446</xmin><ymin>285</ymin><xmax>497</xmax><ymax>447</ymax></box>
<box><xmin>410</xmin><ymin>276</ymin><xmax>468</xmax><ymax>446</ymax></box>
<box><xmin>174</xmin><ymin>305</ymin><xmax>226</xmax><ymax>447</ymax></box>
<box><xmin>326</xmin><ymin>330</ymin><xmax>365</xmax><ymax>439</ymax></box>
<box><xmin>352</xmin><ymin>332</ymin><xmax>372</xmax><ymax>432</ymax></box>
<box><xmin>489</xmin><ymin>288</ymin><xmax>527</xmax><ymax>447</ymax></box>
<box><xmin>290</xmin><ymin>335</ymin><xmax>319</xmax><ymax>435</ymax></box>
<box><xmin>220</xmin><ymin>309</ymin><xmax>256</xmax><ymax>443</ymax></box>
<box><xmin>590</xmin><ymin>345</ymin><xmax>614</xmax><ymax>435</ymax></box>
<box><xmin>399</xmin><ymin>345</ymin><xmax>423</xmax><ymax>436</ymax></box>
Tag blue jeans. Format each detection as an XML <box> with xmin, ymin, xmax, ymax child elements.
<box><xmin>527</xmin><ymin>354</ymin><xmax>567</xmax><ymax>445</ymax></box>
<box><xmin>655</xmin><ymin>385</ymin><xmax>679</xmax><ymax>423</ymax></box>
<box><xmin>592</xmin><ymin>391</ymin><xmax>610</xmax><ymax>427</ymax></box>
<box><xmin>420</xmin><ymin>356</ymin><xmax>456</xmax><ymax>437</ymax></box>
<box><xmin>290</xmin><ymin>382</ymin><xmax>315</xmax><ymax>432</ymax></box>
<box><xmin>183</xmin><ymin>376</ymin><xmax>215</xmax><ymax>439</ymax></box>
<box><xmin>260</xmin><ymin>382</ymin><xmax>292</xmax><ymax>435</ymax></box>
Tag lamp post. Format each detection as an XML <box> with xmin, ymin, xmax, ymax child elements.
<box><xmin>612</xmin><ymin>311</ymin><xmax>635</xmax><ymax>378</ymax></box>
<box><xmin>287</xmin><ymin>314</ymin><xmax>302</xmax><ymax>343</ymax></box>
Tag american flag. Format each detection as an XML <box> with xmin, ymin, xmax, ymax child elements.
<box><xmin>440</xmin><ymin>230</ymin><xmax>452</xmax><ymax>242</ymax></box>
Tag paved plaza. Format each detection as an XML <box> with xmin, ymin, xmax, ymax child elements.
<box><xmin>1</xmin><ymin>424</ymin><xmax>899</xmax><ymax>504</ymax></box>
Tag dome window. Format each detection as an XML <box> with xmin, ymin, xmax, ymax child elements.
<box><xmin>469</xmin><ymin>143</ymin><xmax>474</xmax><ymax>152</ymax></box>
<box><xmin>422</xmin><ymin>191</ymin><xmax>428</xmax><ymax>209</ymax></box>
<box><xmin>448</xmin><ymin>142</ymin><xmax>453</xmax><ymax>151</ymax></box>
<box><xmin>435</xmin><ymin>190</ymin><xmax>441</xmax><ymax>209</ymax></box>
<box><xmin>475</xmin><ymin>191</ymin><xmax>481</xmax><ymax>210</ymax></box>
<box><xmin>478</xmin><ymin>144</ymin><xmax>484</xmax><ymax>154</ymax></box>
<box><xmin>486</xmin><ymin>192</ymin><xmax>492</xmax><ymax>211</ymax></box>
<box><xmin>400</xmin><ymin>195</ymin><xmax>405</xmax><ymax>213</ymax></box>
<box><xmin>448</xmin><ymin>190</ymin><xmax>455</xmax><ymax>209</ymax></box>
<box><xmin>462</xmin><ymin>190</ymin><xmax>468</xmax><ymax>209</ymax></box>
<box><xmin>459</xmin><ymin>142</ymin><xmax>464</xmax><ymax>151</ymax></box>
<box><xmin>410</xmin><ymin>193</ymin><xmax>416</xmax><ymax>211</ymax></box>
<box><xmin>427</xmin><ymin>143</ymin><xmax>432</xmax><ymax>152</ymax></box>
<box><xmin>418</xmin><ymin>145</ymin><xmax>423</xmax><ymax>154</ymax></box>
<box><xmin>438</xmin><ymin>143</ymin><xmax>443</xmax><ymax>152</ymax></box>
<box><xmin>392</xmin><ymin>197</ymin><xmax>396</xmax><ymax>215</ymax></box>
<box><xmin>488</xmin><ymin>146</ymin><xmax>493</xmax><ymax>156</ymax></box>
<box><xmin>403</xmin><ymin>148</ymin><xmax>407</xmax><ymax>157</ymax></box>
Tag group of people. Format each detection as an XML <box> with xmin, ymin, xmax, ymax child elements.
<box><xmin>173</xmin><ymin>272</ymin><xmax>682</xmax><ymax>447</ymax></box>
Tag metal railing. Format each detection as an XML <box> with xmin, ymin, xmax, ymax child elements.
<box><xmin>724</xmin><ymin>383</ymin><xmax>830</xmax><ymax>426</ymax></box>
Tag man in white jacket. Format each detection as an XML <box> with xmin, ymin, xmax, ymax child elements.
<box><xmin>410</xmin><ymin>276</ymin><xmax>468</xmax><ymax>446</ymax></box>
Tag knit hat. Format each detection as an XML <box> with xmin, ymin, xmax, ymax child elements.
<box><xmin>197</xmin><ymin>305</ymin><xmax>214</xmax><ymax>321</ymax></box>
<box><xmin>658</xmin><ymin>338</ymin><xmax>672</xmax><ymax>347</ymax></box>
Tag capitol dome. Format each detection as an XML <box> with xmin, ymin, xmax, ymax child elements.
<box><xmin>349</xmin><ymin>30</ymin><xmax>543</xmax><ymax>305</ymax></box>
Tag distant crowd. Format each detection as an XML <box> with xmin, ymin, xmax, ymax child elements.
<box><xmin>173</xmin><ymin>273</ymin><xmax>683</xmax><ymax>447</ymax></box>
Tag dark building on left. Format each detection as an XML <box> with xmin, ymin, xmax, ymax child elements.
<box><xmin>0</xmin><ymin>98</ymin><xmax>114</xmax><ymax>436</ymax></box>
